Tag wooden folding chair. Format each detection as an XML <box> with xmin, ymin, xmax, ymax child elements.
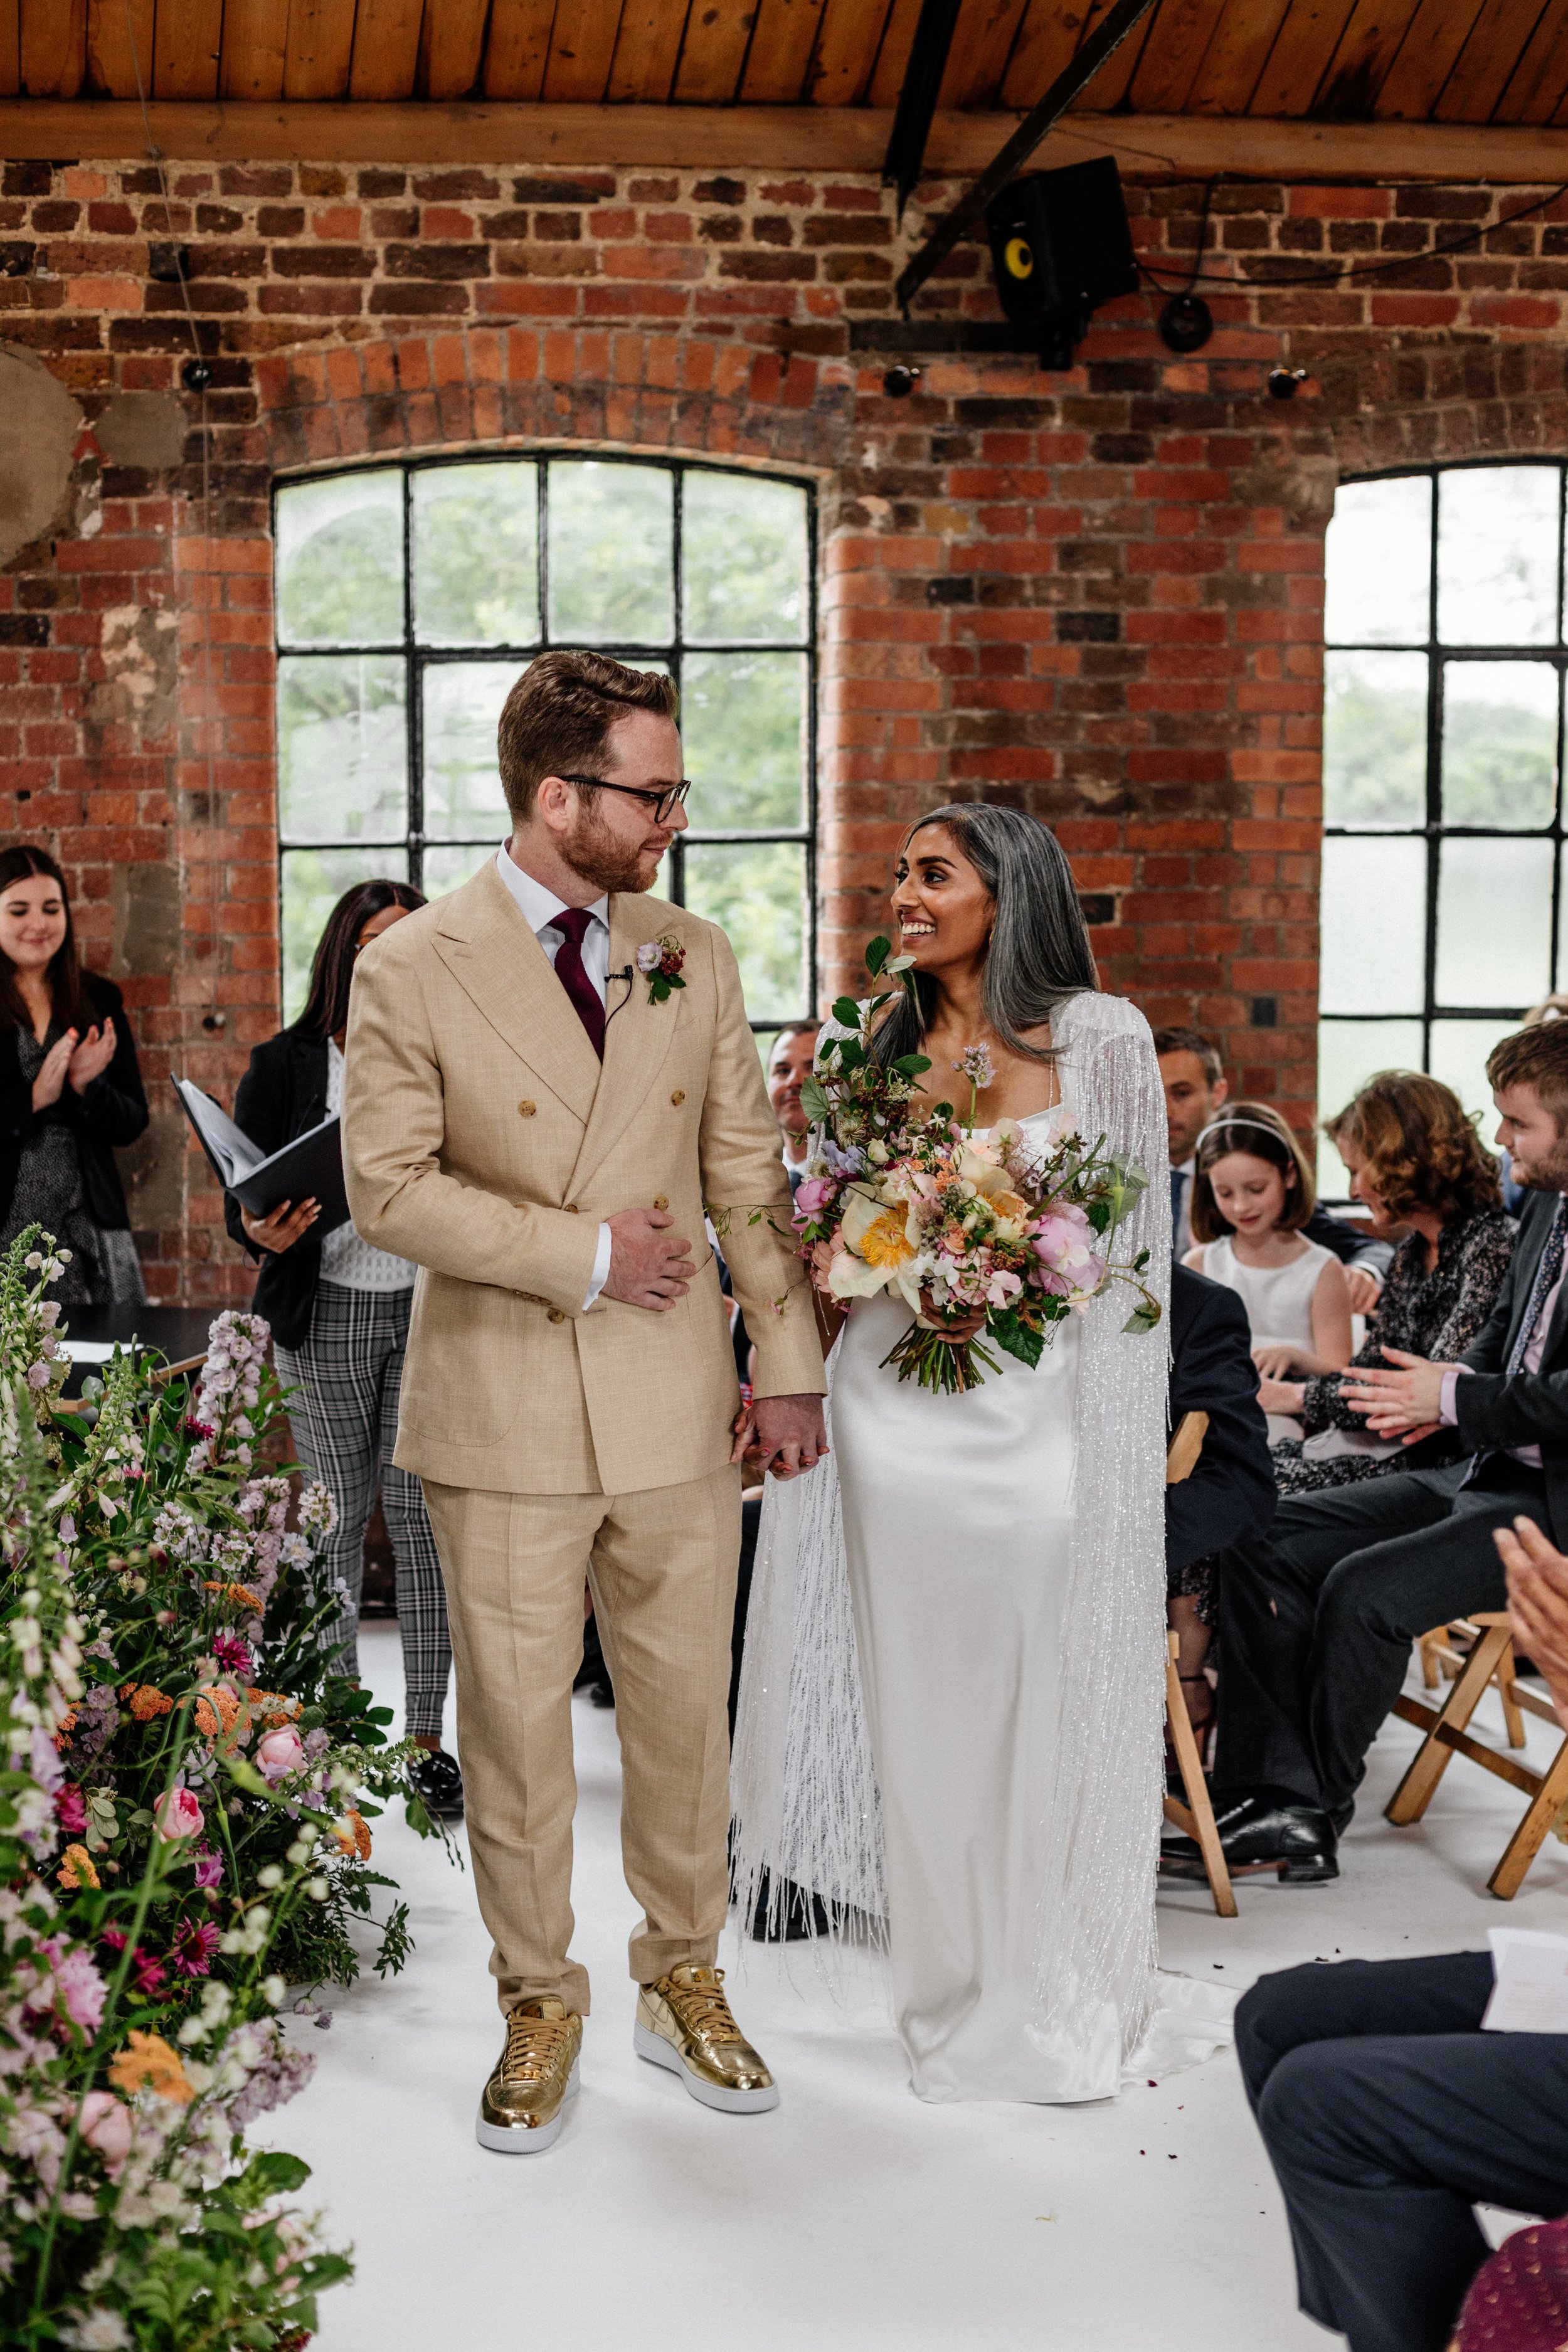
<box><xmin>1388</xmin><ymin>1613</ymin><xmax>1568</xmax><ymax>1899</ymax></box>
<box><xmin>1162</xmin><ymin>1410</ymin><xmax>1236</xmax><ymax>1918</ymax></box>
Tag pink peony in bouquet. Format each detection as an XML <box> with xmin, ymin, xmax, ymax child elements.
<box><xmin>792</xmin><ymin>936</ymin><xmax>1161</xmax><ymax>1394</ymax></box>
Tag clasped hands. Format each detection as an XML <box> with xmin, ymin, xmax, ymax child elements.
<box><xmin>603</xmin><ymin>1205</ymin><xmax>827</xmax><ymax>1481</ymax></box>
<box><xmin>29</xmin><ymin>1019</ymin><xmax>117</xmax><ymax>1113</ymax></box>
<box><xmin>1335</xmin><ymin>1345</ymin><xmax>1449</xmax><ymax>1447</ymax></box>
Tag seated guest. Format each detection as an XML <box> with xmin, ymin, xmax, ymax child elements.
<box><xmin>767</xmin><ymin>1021</ymin><xmax>820</xmax><ymax>1192</ymax></box>
<box><xmin>1271</xmin><ymin>1072</ymin><xmax>1516</xmax><ymax>1495</ymax></box>
<box><xmin>1157</xmin><ymin>1025</ymin><xmax>1392</xmax><ymax>1310</ymax></box>
<box><xmin>1236</xmin><ymin>1510</ymin><xmax>1568</xmax><ymax>2352</ymax></box>
<box><xmin>1165</xmin><ymin>1261</ymin><xmax>1277</xmax><ymax>1744</ymax></box>
<box><xmin>1167</xmin><ymin>1018</ymin><xmax>1568</xmax><ymax>1883</ymax></box>
<box><xmin>0</xmin><ymin>845</ymin><xmax>149</xmax><ymax>1304</ymax></box>
<box><xmin>1502</xmin><ymin>994</ymin><xmax>1568</xmax><ymax>1215</ymax></box>
<box><xmin>1184</xmin><ymin>1102</ymin><xmax>1353</xmax><ymax>1444</ymax></box>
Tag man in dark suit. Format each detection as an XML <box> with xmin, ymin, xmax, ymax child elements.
<box><xmin>1238</xmin><ymin>1510</ymin><xmax>1568</xmax><ymax>2352</ymax></box>
<box><xmin>1179</xmin><ymin>1018</ymin><xmax>1568</xmax><ymax>1883</ymax></box>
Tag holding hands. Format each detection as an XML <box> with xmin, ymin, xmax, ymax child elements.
<box><xmin>30</xmin><ymin>1019</ymin><xmax>117</xmax><ymax>1112</ymax></box>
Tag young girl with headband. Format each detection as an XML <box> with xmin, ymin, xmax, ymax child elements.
<box><xmin>1183</xmin><ymin>1101</ymin><xmax>1353</xmax><ymax>1444</ymax></box>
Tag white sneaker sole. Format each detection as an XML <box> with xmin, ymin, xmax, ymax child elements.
<box><xmin>633</xmin><ymin>2021</ymin><xmax>780</xmax><ymax>2112</ymax></box>
<box><xmin>474</xmin><ymin>2057</ymin><xmax>579</xmax><ymax>2153</ymax></box>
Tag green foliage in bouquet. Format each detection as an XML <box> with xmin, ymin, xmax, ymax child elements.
<box><xmin>0</xmin><ymin>1229</ymin><xmax>446</xmax><ymax>2349</ymax></box>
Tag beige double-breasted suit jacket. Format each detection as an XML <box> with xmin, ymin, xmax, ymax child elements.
<box><xmin>341</xmin><ymin>858</ymin><xmax>824</xmax><ymax>1496</ymax></box>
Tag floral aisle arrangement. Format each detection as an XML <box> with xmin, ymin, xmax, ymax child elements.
<box><xmin>0</xmin><ymin>1229</ymin><xmax>440</xmax><ymax>2350</ymax></box>
<box><xmin>792</xmin><ymin>938</ymin><xmax>1162</xmax><ymax>1394</ymax></box>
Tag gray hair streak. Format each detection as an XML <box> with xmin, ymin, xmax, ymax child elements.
<box><xmin>871</xmin><ymin>802</ymin><xmax>1098</xmax><ymax>1069</ymax></box>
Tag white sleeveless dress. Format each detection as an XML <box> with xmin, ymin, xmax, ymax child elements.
<box><xmin>731</xmin><ymin>990</ymin><xmax>1236</xmax><ymax>2104</ymax></box>
<box><xmin>1196</xmin><ymin>1234</ymin><xmax>1332</xmax><ymax>1443</ymax></box>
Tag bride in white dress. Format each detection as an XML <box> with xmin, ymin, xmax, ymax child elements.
<box><xmin>733</xmin><ymin>804</ymin><xmax>1232</xmax><ymax>2104</ymax></box>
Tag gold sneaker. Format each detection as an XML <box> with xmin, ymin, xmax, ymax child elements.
<box><xmin>475</xmin><ymin>1996</ymin><xmax>582</xmax><ymax>2154</ymax></box>
<box><xmin>635</xmin><ymin>1964</ymin><xmax>779</xmax><ymax>2113</ymax></box>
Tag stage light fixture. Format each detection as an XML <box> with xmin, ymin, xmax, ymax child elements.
<box><xmin>985</xmin><ymin>157</ymin><xmax>1139</xmax><ymax>371</ymax></box>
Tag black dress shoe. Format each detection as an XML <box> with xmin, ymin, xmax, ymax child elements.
<box><xmin>407</xmin><ymin>1746</ymin><xmax>464</xmax><ymax>1821</ymax></box>
<box><xmin>1162</xmin><ymin>1792</ymin><xmax>1337</xmax><ymax>1885</ymax></box>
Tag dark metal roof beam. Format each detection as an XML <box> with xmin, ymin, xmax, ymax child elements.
<box><xmin>882</xmin><ymin>0</ymin><xmax>965</xmax><ymax>221</ymax></box>
<box><xmin>894</xmin><ymin>0</ymin><xmax>1162</xmax><ymax>316</ymax></box>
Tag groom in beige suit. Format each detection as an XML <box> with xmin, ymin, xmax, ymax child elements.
<box><xmin>342</xmin><ymin>650</ymin><xmax>826</xmax><ymax>2153</ymax></box>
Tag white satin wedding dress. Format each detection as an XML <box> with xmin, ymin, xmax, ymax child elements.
<box><xmin>731</xmin><ymin>987</ymin><xmax>1234</xmax><ymax>2104</ymax></box>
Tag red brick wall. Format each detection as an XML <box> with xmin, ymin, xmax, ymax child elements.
<box><xmin>0</xmin><ymin>152</ymin><xmax>1563</xmax><ymax>1298</ymax></box>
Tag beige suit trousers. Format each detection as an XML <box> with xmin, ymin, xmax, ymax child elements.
<box><xmin>421</xmin><ymin>1466</ymin><xmax>741</xmax><ymax>2015</ymax></box>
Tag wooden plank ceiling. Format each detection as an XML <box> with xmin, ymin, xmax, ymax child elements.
<box><xmin>9</xmin><ymin>0</ymin><xmax>1568</xmax><ymax>128</ymax></box>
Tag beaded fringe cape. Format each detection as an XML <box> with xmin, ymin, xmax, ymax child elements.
<box><xmin>730</xmin><ymin>987</ymin><xmax>1175</xmax><ymax>2082</ymax></box>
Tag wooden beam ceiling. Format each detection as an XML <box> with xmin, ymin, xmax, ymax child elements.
<box><xmin>0</xmin><ymin>97</ymin><xmax>1559</xmax><ymax>179</ymax></box>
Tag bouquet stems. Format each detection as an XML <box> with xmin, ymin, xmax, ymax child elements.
<box><xmin>879</xmin><ymin>1321</ymin><xmax>1004</xmax><ymax>1395</ymax></box>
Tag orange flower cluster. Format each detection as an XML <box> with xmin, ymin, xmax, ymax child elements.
<box><xmin>244</xmin><ymin>1688</ymin><xmax>297</xmax><ymax>1729</ymax></box>
<box><xmin>52</xmin><ymin>1705</ymin><xmax>78</xmax><ymax>1752</ymax></box>
<box><xmin>203</xmin><ymin>1579</ymin><xmax>265</xmax><ymax>1615</ymax></box>
<box><xmin>193</xmin><ymin>1686</ymin><xmax>242</xmax><ymax>1740</ymax></box>
<box><xmin>120</xmin><ymin>1683</ymin><xmax>173</xmax><ymax>1722</ymax></box>
<box><xmin>334</xmin><ymin>1809</ymin><xmax>372</xmax><ymax>1862</ymax></box>
<box><xmin>109</xmin><ymin>2028</ymin><xmax>194</xmax><ymax>2106</ymax></box>
<box><xmin>56</xmin><ymin>1843</ymin><xmax>98</xmax><ymax>1890</ymax></box>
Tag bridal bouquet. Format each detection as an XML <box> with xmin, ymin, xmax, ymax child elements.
<box><xmin>791</xmin><ymin>938</ymin><xmax>1161</xmax><ymax>1394</ymax></box>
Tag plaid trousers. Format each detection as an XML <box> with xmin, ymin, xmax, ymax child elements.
<box><xmin>274</xmin><ymin>1279</ymin><xmax>452</xmax><ymax>1740</ymax></box>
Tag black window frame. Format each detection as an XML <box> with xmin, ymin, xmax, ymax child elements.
<box><xmin>1320</xmin><ymin>457</ymin><xmax>1568</xmax><ymax>1132</ymax></box>
<box><xmin>269</xmin><ymin>447</ymin><xmax>819</xmax><ymax>1036</ymax></box>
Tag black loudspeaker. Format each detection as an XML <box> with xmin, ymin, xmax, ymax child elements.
<box><xmin>985</xmin><ymin>157</ymin><xmax>1140</xmax><ymax>369</ymax></box>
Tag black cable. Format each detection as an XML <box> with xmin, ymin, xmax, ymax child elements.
<box><xmin>602</xmin><ymin>967</ymin><xmax>635</xmax><ymax>1032</ymax></box>
<box><xmin>1136</xmin><ymin>175</ymin><xmax>1568</xmax><ymax>295</ymax></box>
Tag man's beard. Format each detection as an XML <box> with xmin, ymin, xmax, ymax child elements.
<box><xmin>559</xmin><ymin>802</ymin><xmax>659</xmax><ymax>896</ymax></box>
<box><xmin>1517</xmin><ymin>1137</ymin><xmax>1568</xmax><ymax>1193</ymax></box>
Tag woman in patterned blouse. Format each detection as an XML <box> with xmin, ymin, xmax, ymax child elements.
<box><xmin>1266</xmin><ymin>1071</ymin><xmax>1515</xmax><ymax>1496</ymax></box>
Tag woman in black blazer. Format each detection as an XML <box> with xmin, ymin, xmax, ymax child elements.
<box><xmin>0</xmin><ymin>844</ymin><xmax>148</xmax><ymax>1303</ymax></box>
<box><xmin>227</xmin><ymin>878</ymin><xmax>460</xmax><ymax>1819</ymax></box>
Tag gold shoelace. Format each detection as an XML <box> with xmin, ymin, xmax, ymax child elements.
<box><xmin>662</xmin><ymin>1970</ymin><xmax>743</xmax><ymax>2045</ymax></box>
<box><xmin>502</xmin><ymin>2011</ymin><xmax>575</xmax><ymax>2084</ymax></box>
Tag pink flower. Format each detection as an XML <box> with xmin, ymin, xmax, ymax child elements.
<box><xmin>255</xmin><ymin>1725</ymin><xmax>305</xmax><ymax>1783</ymax></box>
<box><xmin>792</xmin><ymin>1177</ymin><xmax>836</xmax><ymax>1223</ymax></box>
<box><xmin>191</xmin><ymin>1843</ymin><xmax>223</xmax><ymax>1890</ymax></box>
<box><xmin>78</xmin><ymin>2090</ymin><xmax>133</xmax><ymax>2176</ymax></box>
<box><xmin>168</xmin><ymin>1919</ymin><xmax>220</xmax><ymax>1979</ymax></box>
<box><xmin>40</xmin><ymin>1938</ymin><xmax>107</xmax><ymax>2033</ymax></box>
<box><xmin>211</xmin><ymin>1633</ymin><xmax>253</xmax><ymax>1678</ymax></box>
<box><xmin>55</xmin><ymin>1784</ymin><xmax>87</xmax><ymax>1836</ymax></box>
<box><xmin>154</xmin><ymin>1787</ymin><xmax>204</xmax><ymax>1843</ymax></box>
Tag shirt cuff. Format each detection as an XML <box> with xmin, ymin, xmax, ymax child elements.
<box><xmin>1439</xmin><ymin>1364</ymin><xmax>1473</xmax><ymax>1426</ymax></box>
<box><xmin>581</xmin><ymin>1220</ymin><xmax>613</xmax><ymax>1312</ymax></box>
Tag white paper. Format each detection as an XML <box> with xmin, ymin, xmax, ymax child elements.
<box><xmin>1482</xmin><ymin>1928</ymin><xmax>1568</xmax><ymax>2033</ymax></box>
<box><xmin>55</xmin><ymin>1340</ymin><xmax>127</xmax><ymax>1365</ymax></box>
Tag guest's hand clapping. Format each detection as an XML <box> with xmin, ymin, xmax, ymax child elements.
<box><xmin>1337</xmin><ymin>1344</ymin><xmax>1447</xmax><ymax>1446</ymax></box>
<box><xmin>67</xmin><ymin>1019</ymin><xmax>116</xmax><ymax>1093</ymax></box>
<box><xmin>1495</xmin><ymin>1515</ymin><xmax>1568</xmax><ymax>1734</ymax></box>
<box><xmin>29</xmin><ymin>1029</ymin><xmax>78</xmax><ymax>1111</ymax></box>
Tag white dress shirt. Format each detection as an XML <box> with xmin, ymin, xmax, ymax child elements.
<box><xmin>494</xmin><ymin>844</ymin><xmax>614</xmax><ymax>1311</ymax></box>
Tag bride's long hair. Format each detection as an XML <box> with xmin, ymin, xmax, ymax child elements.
<box><xmin>871</xmin><ymin>802</ymin><xmax>1098</xmax><ymax>1069</ymax></box>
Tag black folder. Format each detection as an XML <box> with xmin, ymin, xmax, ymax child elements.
<box><xmin>172</xmin><ymin>1078</ymin><xmax>351</xmax><ymax>1235</ymax></box>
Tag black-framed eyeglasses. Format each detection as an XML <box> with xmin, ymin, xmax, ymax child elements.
<box><xmin>554</xmin><ymin>773</ymin><xmax>692</xmax><ymax>825</ymax></box>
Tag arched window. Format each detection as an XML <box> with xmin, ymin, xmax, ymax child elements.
<box><xmin>271</xmin><ymin>453</ymin><xmax>816</xmax><ymax>1039</ymax></box>
<box><xmin>1318</xmin><ymin>461</ymin><xmax>1564</xmax><ymax>1188</ymax></box>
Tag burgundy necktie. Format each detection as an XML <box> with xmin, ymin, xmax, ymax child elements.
<box><xmin>551</xmin><ymin>906</ymin><xmax>604</xmax><ymax>1061</ymax></box>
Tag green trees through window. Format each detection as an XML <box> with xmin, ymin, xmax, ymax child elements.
<box><xmin>271</xmin><ymin>455</ymin><xmax>816</xmax><ymax>1034</ymax></box>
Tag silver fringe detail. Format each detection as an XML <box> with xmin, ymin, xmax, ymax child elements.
<box><xmin>729</xmin><ymin>988</ymin><xmax>1172</xmax><ymax>2077</ymax></box>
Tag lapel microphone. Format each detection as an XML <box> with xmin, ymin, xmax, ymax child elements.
<box><xmin>603</xmin><ymin>965</ymin><xmax>636</xmax><ymax>1031</ymax></box>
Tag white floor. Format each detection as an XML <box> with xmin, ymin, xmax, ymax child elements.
<box><xmin>256</xmin><ymin>1623</ymin><xmax>1568</xmax><ymax>2352</ymax></box>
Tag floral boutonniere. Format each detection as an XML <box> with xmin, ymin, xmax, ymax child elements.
<box><xmin>637</xmin><ymin>936</ymin><xmax>686</xmax><ymax>1005</ymax></box>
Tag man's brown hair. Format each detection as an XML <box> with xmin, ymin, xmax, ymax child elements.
<box><xmin>1152</xmin><ymin>1025</ymin><xmax>1225</xmax><ymax>1088</ymax></box>
<box><xmin>495</xmin><ymin>649</ymin><xmax>679</xmax><ymax>821</ymax></box>
<box><xmin>1486</xmin><ymin>1019</ymin><xmax>1568</xmax><ymax>1128</ymax></box>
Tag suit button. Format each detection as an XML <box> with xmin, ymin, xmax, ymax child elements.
<box><xmin>547</xmin><ymin>1308</ymin><xmax>566</xmax><ymax>1324</ymax></box>
<box><xmin>654</xmin><ymin>1194</ymin><xmax>669</xmax><ymax>1210</ymax></box>
<box><xmin>564</xmin><ymin>1202</ymin><xmax>579</xmax><ymax>1212</ymax></box>
<box><xmin>670</xmin><ymin>1089</ymin><xmax>684</xmax><ymax>1106</ymax></box>
<box><xmin>518</xmin><ymin>1100</ymin><xmax>536</xmax><ymax>1117</ymax></box>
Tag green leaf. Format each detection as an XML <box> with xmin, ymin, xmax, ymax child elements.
<box><xmin>892</xmin><ymin>1054</ymin><xmax>932</xmax><ymax>1078</ymax></box>
<box><xmin>835</xmin><ymin>1039</ymin><xmax>865</xmax><ymax>1071</ymax></box>
<box><xmin>989</xmin><ymin>1310</ymin><xmax>1045</xmax><ymax>1369</ymax></box>
<box><xmin>832</xmin><ymin>996</ymin><xmax>862</xmax><ymax>1029</ymax></box>
<box><xmin>1123</xmin><ymin>1300</ymin><xmax>1163</xmax><ymax>1335</ymax></box>
<box><xmin>800</xmin><ymin>1076</ymin><xmax>830</xmax><ymax>1124</ymax></box>
<box><xmin>865</xmin><ymin>934</ymin><xmax>891</xmax><ymax>976</ymax></box>
<box><xmin>246</xmin><ymin>2149</ymin><xmax>312</xmax><ymax>2195</ymax></box>
<box><xmin>1086</xmin><ymin>1200</ymin><xmax>1112</xmax><ymax>1234</ymax></box>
